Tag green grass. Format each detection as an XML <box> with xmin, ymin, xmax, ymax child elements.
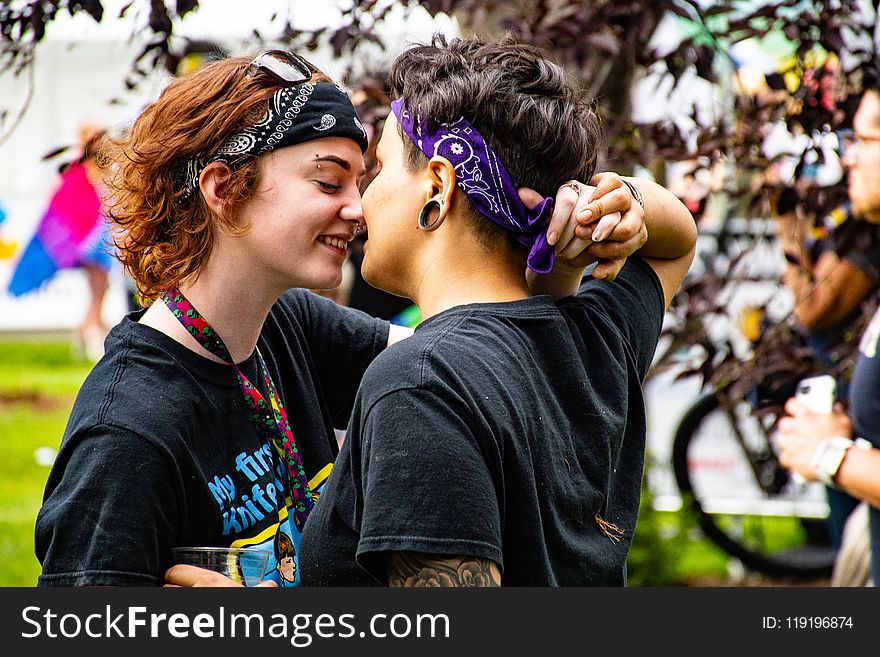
<box><xmin>628</xmin><ymin>480</ymin><xmax>732</xmax><ymax>585</ymax></box>
<box><xmin>0</xmin><ymin>340</ymin><xmax>93</xmax><ymax>395</ymax></box>
<box><xmin>0</xmin><ymin>338</ymin><xmax>91</xmax><ymax>586</ymax></box>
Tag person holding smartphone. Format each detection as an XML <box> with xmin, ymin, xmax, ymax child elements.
<box><xmin>777</xmin><ymin>59</ymin><xmax>880</xmax><ymax>586</ymax></box>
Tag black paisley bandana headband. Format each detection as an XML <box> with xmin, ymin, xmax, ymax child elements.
<box><xmin>179</xmin><ymin>82</ymin><xmax>369</xmax><ymax>199</ymax></box>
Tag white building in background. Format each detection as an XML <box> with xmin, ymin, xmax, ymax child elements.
<box><xmin>0</xmin><ymin>0</ymin><xmax>456</xmax><ymax>332</ymax></box>
<box><xmin>0</xmin><ymin>19</ymin><xmax>148</xmax><ymax>332</ymax></box>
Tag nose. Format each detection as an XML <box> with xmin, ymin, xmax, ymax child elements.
<box><xmin>340</xmin><ymin>185</ymin><xmax>364</xmax><ymax>232</ymax></box>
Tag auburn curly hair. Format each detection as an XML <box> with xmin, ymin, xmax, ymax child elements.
<box><xmin>102</xmin><ymin>55</ymin><xmax>330</xmax><ymax>302</ymax></box>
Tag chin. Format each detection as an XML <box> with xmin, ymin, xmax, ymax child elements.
<box><xmin>316</xmin><ymin>270</ymin><xmax>344</xmax><ymax>291</ymax></box>
<box><xmin>290</xmin><ymin>265</ymin><xmax>343</xmax><ymax>293</ymax></box>
<box><xmin>360</xmin><ymin>260</ymin><xmax>382</xmax><ymax>290</ymax></box>
<box><xmin>361</xmin><ymin>258</ymin><xmax>398</xmax><ymax>297</ymax></box>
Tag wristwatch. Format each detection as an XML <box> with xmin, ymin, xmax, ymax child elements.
<box><xmin>622</xmin><ymin>179</ymin><xmax>644</xmax><ymax>211</ymax></box>
<box><xmin>811</xmin><ymin>436</ymin><xmax>872</xmax><ymax>486</ymax></box>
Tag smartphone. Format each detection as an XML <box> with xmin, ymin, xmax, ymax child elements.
<box><xmin>795</xmin><ymin>375</ymin><xmax>836</xmax><ymax>414</ymax></box>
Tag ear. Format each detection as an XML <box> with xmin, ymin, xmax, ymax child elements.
<box><xmin>199</xmin><ymin>161</ymin><xmax>234</xmax><ymax>217</ymax></box>
<box><xmin>424</xmin><ymin>155</ymin><xmax>457</xmax><ymax>229</ymax></box>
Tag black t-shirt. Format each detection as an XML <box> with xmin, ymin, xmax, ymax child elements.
<box><xmin>299</xmin><ymin>257</ymin><xmax>664</xmax><ymax>586</ymax></box>
<box><xmin>851</xmin><ymin>307</ymin><xmax>880</xmax><ymax>445</ymax></box>
<box><xmin>809</xmin><ymin>212</ymin><xmax>880</xmax><ymax>344</ymax></box>
<box><xmin>35</xmin><ymin>289</ymin><xmax>388</xmax><ymax>586</ymax></box>
<box><xmin>850</xmin><ymin>305</ymin><xmax>880</xmax><ymax>585</ymax></box>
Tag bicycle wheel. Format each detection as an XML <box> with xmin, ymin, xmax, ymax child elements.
<box><xmin>672</xmin><ymin>392</ymin><xmax>836</xmax><ymax>578</ymax></box>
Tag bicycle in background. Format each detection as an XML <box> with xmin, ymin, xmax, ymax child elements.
<box><xmin>671</xmin><ymin>377</ymin><xmax>836</xmax><ymax>578</ymax></box>
<box><xmin>654</xmin><ymin>215</ymin><xmax>865</xmax><ymax>579</ymax></box>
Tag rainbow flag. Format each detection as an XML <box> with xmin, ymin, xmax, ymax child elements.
<box><xmin>7</xmin><ymin>161</ymin><xmax>105</xmax><ymax>297</ymax></box>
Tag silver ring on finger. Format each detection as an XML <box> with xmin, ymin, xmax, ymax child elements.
<box><xmin>563</xmin><ymin>180</ymin><xmax>580</xmax><ymax>194</ymax></box>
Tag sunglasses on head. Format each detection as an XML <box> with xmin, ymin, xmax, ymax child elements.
<box><xmin>246</xmin><ymin>49</ymin><xmax>315</xmax><ymax>85</ymax></box>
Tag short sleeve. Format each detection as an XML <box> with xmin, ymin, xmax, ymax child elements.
<box><xmin>569</xmin><ymin>256</ymin><xmax>665</xmax><ymax>378</ymax></box>
<box><xmin>844</xmin><ymin>244</ymin><xmax>880</xmax><ymax>283</ymax></box>
<box><xmin>273</xmin><ymin>289</ymin><xmax>390</xmax><ymax>425</ymax></box>
<box><xmin>35</xmin><ymin>425</ymin><xmax>180</xmax><ymax>586</ymax></box>
<box><xmin>353</xmin><ymin>387</ymin><xmax>503</xmax><ymax>581</ymax></box>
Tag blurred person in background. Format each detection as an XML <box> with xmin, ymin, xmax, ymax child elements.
<box><xmin>777</xmin><ymin>59</ymin><xmax>880</xmax><ymax>587</ymax></box>
<box><xmin>7</xmin><ymin>122</ymin><xmax>115</xmax><ymax>361</ymax></box>
<box><xmin>772</xmin><ymin>193</ymin><xmax>880</xmax><ymax>548</ymax></box>
<box><xmin>0</xmin><ymin>201</ymin><xmax>15</xmax><ymax>259</ymax></box>
<box><xmin>764</xmin><ymin>55</ymin><xmax>880</xmax><ymax>551</ymax></box>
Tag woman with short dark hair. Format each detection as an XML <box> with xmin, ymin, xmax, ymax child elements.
<box><xmin>298</xmin><ymin>35</ymin><xmax>697</xmax><ymax>586</ymax></box>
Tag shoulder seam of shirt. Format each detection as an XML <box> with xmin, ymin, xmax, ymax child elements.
<box><xmin>356</xmin><ymin>314</ymin><xmax>478</xmax><ymax>437</ymax></box>
<box><xmin>418</xmin><ymin>309</ymin><xmax>474</xmax><ymax>385</ymax></box>
<box><xmin>96</xmin><ymin>327</ymin><xmax>132</xmax><ymax>424</ymax></box>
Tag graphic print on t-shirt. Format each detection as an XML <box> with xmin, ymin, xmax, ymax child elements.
<box><xmin>271</xmin><ymin>530</ymin><xmax>298</xmax><ymax>585</ymax></box>
<box><xmin>205</xmin><ymin>440</ymin><xmax>332</xmax><ymax>587</ymax></box>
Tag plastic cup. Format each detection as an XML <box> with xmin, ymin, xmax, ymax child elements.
<box><xmin>170</xmin><ymin>547</ymin><xmax>272</xmax><ymax>586</ymax></box>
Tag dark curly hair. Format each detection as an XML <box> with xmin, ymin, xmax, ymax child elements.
<box><xmin>387</xmin><ymin>34</ymin><xmax>603</xmax><ymax>243</ymax></box>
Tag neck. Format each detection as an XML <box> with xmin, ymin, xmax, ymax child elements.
<box><xmin>140</xmin><ymin>250</ymin><xmax>280</xmax><ymax>364</ymax></box>
<box><xmin>411</xmin><ymin>237</ymin><xmax>530</xmax><ymax>320</ymax></box>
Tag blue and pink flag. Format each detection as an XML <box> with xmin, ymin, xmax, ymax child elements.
<box><xmin>8</xmin><ymin>161</ymin><xmax>108</xmax><ymax>297</ymax></box>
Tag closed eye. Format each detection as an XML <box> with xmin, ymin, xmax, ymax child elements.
<box><xmin>315</xmin><ymin>180</ymin><xmax>341</xmax><ymax>191</ymax></box>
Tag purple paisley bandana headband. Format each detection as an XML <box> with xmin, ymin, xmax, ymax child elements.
<box><xmin>390</xmin><ymin>97</ymin><xmax>556</xmax><ymax>274</ymax></box>
<box><xmin>179</xmin><ymin>82</ymin><xmax>369</xmax><ymax>199</ymax></box>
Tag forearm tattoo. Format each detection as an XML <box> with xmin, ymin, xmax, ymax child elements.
<box><xmin>385</xmin><ymin>551</ymin><xmax>501</xmax><ymax>587</ymax></box>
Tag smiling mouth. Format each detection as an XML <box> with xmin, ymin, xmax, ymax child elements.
<box><xmin>317</xmin><ymin>235</ymin><xmax>349</xmax><ymax>250</ymax></box>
